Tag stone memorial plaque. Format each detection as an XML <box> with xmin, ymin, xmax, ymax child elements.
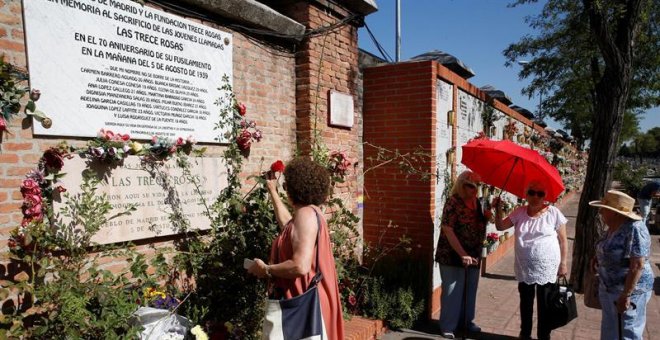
<box><xmin>56</xmin><ymin>155</ymin><xmax>227</xmax><ymax>244</ymax></box>
<box><xmin>329</xmin><ymin>90</ymin><xmax>354</xmax><ymax>128</ymax></box>
<box><xmin>23</xmin><ymin>0</ymin><xmax>233</xmax><ymax>143</ymax></box>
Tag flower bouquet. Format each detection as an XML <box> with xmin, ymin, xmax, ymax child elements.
<box><xmin>483</xmin><ymin>232</ymin><xmax>500</xmax><ymax>255</ymax></box>
<box><xmin>132</xmin><ymin>288</ymin><xmax>192</xmax><ymax>340</ymax></box>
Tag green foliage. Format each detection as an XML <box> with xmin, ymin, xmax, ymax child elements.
<box><xmin>360</xmin><ymin>257</ymin><xmax>427</xmax><ymax>330</ymax></box>
<box><xmin>481</xmin><ymin>103</ymin><xmax>501</xmax><ymax>136</ymax></box>
<box><xmin>0</xmin><ymin>56</ymin><xmax>45</xmax><ymax>125</ymax></box>
<box><xmin>613</xmin><ymin>161</ymin><xmax>649</xmax><ymax>196</ymax></box>
<box><xmin>2</xmin><ymin>174</ymin><xmax>148</xmax><ymax>339</ymax></box>
<box><xmin>164</xmin><ymin>76</ymin><xmax>279</xmax><ymax>338</ymax></box>
<box><xmin>0</xmin><ymin>55</ymin><xmax>28</xmax><ymax>121</ymax></box>
<box><xmin>503</xmin><ymin>0</ymin><xmax>659</xmax><ymax>149</ymax></box>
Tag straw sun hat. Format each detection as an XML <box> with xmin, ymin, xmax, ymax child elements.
<box><xmin>588</xmin><ymin>190</ymin><xmax>642</xmax><ymax>221</ymax></box>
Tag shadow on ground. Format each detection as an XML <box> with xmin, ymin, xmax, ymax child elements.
<box><xmin>387</xmin><ymin>322</ymin><xmax>518</xmax><ymax>340</ymax></box>
<box><xmin>482</xmin><ymin>273</ymin><xmax>516</xmax><ymax>281</ymax></box>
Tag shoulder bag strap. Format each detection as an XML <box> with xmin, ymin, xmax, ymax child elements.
<box><xmin>309</xmin><ymin>208</ymin><xmax>324</xmax><ymax>286</ymax></box>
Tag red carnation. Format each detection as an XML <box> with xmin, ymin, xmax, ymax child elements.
<box><xmin>270</xmin><ymin>160</ymin><xmax>285</xmax><ymax>173</ymax></box>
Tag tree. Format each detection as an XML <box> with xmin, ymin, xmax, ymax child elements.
<box><xmin>504</xmin><ymin>0</ymin><xmax>659</xmax><ymax>150</ymax></box>
<box><xmin>504</xmin><ymin>0</ymin><xmax>656</xmax><ymax>291</ymax></box>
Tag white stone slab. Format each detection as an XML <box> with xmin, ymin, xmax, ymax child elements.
<box><xmin>56</xmin><ymin>155</ymin><xmax>227</xmax><ymax>244</ymax></box>
<box><xmin>23</xmin><ymin>0</ymin><xmax>233</xmax><ymax>143</ymax></box>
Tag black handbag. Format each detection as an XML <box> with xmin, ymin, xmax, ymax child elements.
<box><xmin>546</xmin><ymin>277</ymin><xmax>578</xmax><ymax>330</ymax></box>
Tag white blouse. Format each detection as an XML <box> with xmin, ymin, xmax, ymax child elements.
<box><xmin>509</xmin><ymin>205</ymin><xmax>568</xmax><ymax>285</ymax></box>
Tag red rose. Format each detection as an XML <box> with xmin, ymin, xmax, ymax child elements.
<box><xmin>21</xmin><ymin>179</ymin><xmax>40</xmax><ymax>195</ymax></box>
<box><xmin>348</xmin><ymin>294</ymin><xmax>357</xmax><ymax>306</ymax></box>
<box><xmin>236</xmin><ymin>129</ymin><xmax>252</xmax><ymax>151</ymax></box>
<box><xmin>43</xmin><ymin>148</ymin><xmax>64</xmax><ymax>171</ymax></box>
<box><xmin>236</xmin><ymin>103</ymin><xmax>247</xmax><ymax>116</ymax></box>
<box><xmin>24</xmin><ymin>194</ymin><xmax>42</xmax><ymax>208</ymax></box>
<box><xmin>270</xmin><ymin>160</ymin><xmax>285</xmax><ymax>173</ymax></box>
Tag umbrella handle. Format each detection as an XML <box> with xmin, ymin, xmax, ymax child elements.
<box><xmin>500</xmin><ymin>157</ymin><xmax>519</xmax><ymax>196</ymax></box>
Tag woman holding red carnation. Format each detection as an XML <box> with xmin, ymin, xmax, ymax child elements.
<box><xmin>247</xmin><ymin>157</ymin><xmax>344</xmax><ymax>339</ymax></box>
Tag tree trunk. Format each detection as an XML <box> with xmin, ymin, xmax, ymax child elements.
<box><xmin>572</xmin><ymin>0</ymin><xmax>643</xmax><ymax>292</ymax></box>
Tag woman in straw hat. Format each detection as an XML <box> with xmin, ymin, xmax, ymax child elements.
<box><xmin>589</xmin><ymin>190</ymin><xmax>653</xmax><ymax>340</ymax></box>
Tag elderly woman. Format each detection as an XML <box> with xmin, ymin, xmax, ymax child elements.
<box><xmin>494</xmin><ymin>180</ymin><xmax>568</xmax><ymax>340</ymax></box>
<box><xmin>247</xmin><ymin>157</ymin><xmax>344</xmax><ymax>339</ymax></box>
<box><xmin>435</xmin><ymin>170</ymin><xmax>490</xmax><ymax>339</ymax></box>
<box><xmin>589</xmin><ymin>190</ymin><xmax>653</xmax><ymax>340</ymax></box>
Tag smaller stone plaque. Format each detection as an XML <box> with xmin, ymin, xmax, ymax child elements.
<box><xmin>329</xmin><ymin>90</ymin><xmax>354</xmax><ymax>128</ymax></box>
<box><xmin>56</xmin><ymin>155</ymin><xmax>227</xmax><ymax>244</ymax></box>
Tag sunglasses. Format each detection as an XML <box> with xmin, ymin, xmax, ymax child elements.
<box><xmin>464</xmin><ymin>183</ymin><xmax>478</xmax><ymax>189</ymax></box>
<box><xmin>527</xmin><ymin>189</ymin><xmax>546</xmax><ymax>198</ymax></box>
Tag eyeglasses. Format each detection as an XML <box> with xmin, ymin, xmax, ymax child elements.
<box><xmin>283</xmin><ymin>182</ymin><xmax>287</xmax><ymax>190</ymax></box>
<box><xmin>464</xmin><ymin>183</ymin><xmax>477</xmax><ymax>189</ymax></box>
<box><xmin>526</xmin><ymin>189</ymin><xmax>546</xmax><ymax>198</ymax></box>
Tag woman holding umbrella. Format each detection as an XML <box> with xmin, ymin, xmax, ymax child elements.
<box><xmin>589</xmin><ymin>190</ymin><xmax>653</xmax><ymax>340</ymax></box>
<box><xmin>435</xmin><ymin>170</ymin><xmax>490</xmax><ymax>339</ymax></box>
<box><xmin>494</xmin><ymin>180</ymin><xmax>568</xmax><ymax>340</ymax></box>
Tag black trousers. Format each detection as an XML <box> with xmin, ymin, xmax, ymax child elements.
<box><xmin>518</xmin><ymin>282</ymin><xmax>552</xmax><ymax>340</ymax></box>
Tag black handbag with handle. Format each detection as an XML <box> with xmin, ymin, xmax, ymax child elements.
<box><xmin>546</xmin><ymin>276</ymin><xmax>578</xmax><ymax>330</ymax></box>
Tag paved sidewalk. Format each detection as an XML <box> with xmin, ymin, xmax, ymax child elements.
<box><xmin>383</xmin><ymin>192</ymin><xmax>660</xmax><ymax>339</ymax></box>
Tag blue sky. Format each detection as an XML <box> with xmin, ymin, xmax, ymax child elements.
<box><xmin>357</xmin><ymin>0</ymin><xmax>659</xmax><ymax>134</ymax></box>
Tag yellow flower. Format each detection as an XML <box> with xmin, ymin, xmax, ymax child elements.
<box><xmin>224</xmin><ymin>321</ymin><xmax>234</xmax><ymax>333</ymax></box>
<box><xmin>191</xmin><ymin>325</ymin><xmax>208</xmax><ymax>340</ymax></box>
<box><xmin>129</xmin><ymin>141</ymin><xmax>144</xmax><ymax>153</ymax></box>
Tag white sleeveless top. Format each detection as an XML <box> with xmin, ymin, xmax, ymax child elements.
<box><xmin>509</xmin><ymin>205</ymin><xmax>568</xmax><ymax>285</ymax></box>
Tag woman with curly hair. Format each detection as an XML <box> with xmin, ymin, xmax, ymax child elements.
<box><xmin>248</xmin><ymin>157</ymin><xmax>344</xmax><ymax>339</ymax></box>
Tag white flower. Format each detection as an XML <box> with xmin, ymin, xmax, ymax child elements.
<box><xmin>191</xmin><ymin>325</ymin><xmax>208</xmax><ymax>340</ymax></box>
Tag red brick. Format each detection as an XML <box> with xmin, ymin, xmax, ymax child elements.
<box><xmin>0</xmin><ymin>192</ymin><xmax>6</xmax><ymax>202</ymax></box>
<box><xmin>0</xmin><ymin>154</ymin><xmax>19</xmax><ymax>163</ymax></box>
<box><xmin>6</xmin><ymin>166</ymin><xmax>32</xmax><ymax>176</ymax></box>
<box><xmin>0</xmin><ymin>39</ymin><xmax>23</xmax><ymax>52</ymax></box>
<box><xmin>0</xmin><ymin>203</ymin><xmax>20</xmax><ymax>214</ymax></box>
<box><xmin>2</xmin><ymin>142</ymin><xmax>33</xmax><ymax>151</ymax></box>
<box><xmin>0</xmin><ymin>12</ymin><xmax>20</xmax><ymax>25</ymax></box>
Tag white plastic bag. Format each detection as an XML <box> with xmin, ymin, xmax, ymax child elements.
<box><xmin>132</xmin><ymin>307</ymin><xmax>192</xmax><ymax>340</ymax></box>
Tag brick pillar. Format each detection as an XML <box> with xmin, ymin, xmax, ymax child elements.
<box><xmin>284</xmin><ymin>2</ymin><xmax>363</xmax><ymax>221</ymax></box>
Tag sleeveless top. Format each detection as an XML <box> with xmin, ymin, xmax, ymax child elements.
<box><xmin>269</xmin><ymin>206</ymin><xmax>344</xmax><ymax>340</ymax></box>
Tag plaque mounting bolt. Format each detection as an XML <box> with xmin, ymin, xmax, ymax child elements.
<box><xmin>224</xmin><ymin>37</ymin><xmax>230</xmax><ymax>45</ymax></box>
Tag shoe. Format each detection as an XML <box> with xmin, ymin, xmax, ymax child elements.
<box><xmin>466</xmin><ymin>324</ymin><xmax>481</xmax><ymax>333</ymax></box>
<box><xmin>441</xmin><ymin>331</ymin><xmax>455</xmax><ymax>339</ymax></box>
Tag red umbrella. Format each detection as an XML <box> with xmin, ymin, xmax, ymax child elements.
<box><xmin>461</xmin><ymin>138</ymin><xmax>565</xmax><ymax>202</ymax></box>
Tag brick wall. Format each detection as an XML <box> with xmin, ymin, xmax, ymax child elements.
<box><xmin>0</xmin><ymin>1</ymin><xmax>298</xmax><ymax>251</ymax></box>
<box><xmin>363</xmin><ymin>61</ymin><xmax>437</xmax><ymax>257</ymax></box>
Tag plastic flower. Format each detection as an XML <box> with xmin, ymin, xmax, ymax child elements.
<box><xmin>271</xmin><ymin>160</ymin><xmax>285</xmax><ymax>173</ymax></box>
<box><xmin>29</xmin><ymin>89</ymin><xmax>41</xmax><ymax>101</ymax></box>
<box><xmin>191</xmin><ymin>325</ymin><xmax>209</xmax><ymax>340</ymax></box>
<box><xmin>129</xmin><ymin>141</ymin><xmax>143</xmax><ymax>153</ymax></box>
